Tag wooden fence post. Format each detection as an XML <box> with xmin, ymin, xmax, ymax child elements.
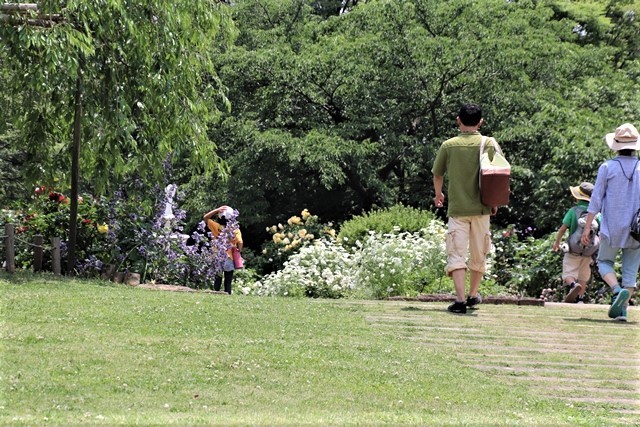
<box><xmin>51</xmin><ymin>237</ymin><xmax>61</xmax><ymax>276</ymax></box>
<box><xmin>33</xmin><ymin>234</ymin><xmax>44</xmax><ymax>272</ymax></box>
<box><xmin>5</xmin><ymin>224</ymin><xmax>15</xmax><ymax>273</ymax></box>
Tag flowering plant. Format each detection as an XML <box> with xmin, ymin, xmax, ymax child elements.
<box><xmin>250</xmin><ymin>239</ymin><xmax>356</xmax><ymax>298</ymax></box>
<box><xmin>352</xmin><ymin>223</ymin><xmax>449</xmax><ymax>299</ymax></box>
<box><xmin>257</xmin><ymin>209</ymin><xmax>337</xmax><ymax>273</ymax></box>
<box><xmin>138</xmin><ymin>186</ymin><xmax>241</xmax><ymax>288</ymax></box>
<box><xmin>249</xmin><ymin>219</ymin><xmax>451</xmax><ymax>299</ymax></box>
<box><xmin>7</xmin><ymin>186</ymin><xmax>108</xmax><ymax>274</ymax></box>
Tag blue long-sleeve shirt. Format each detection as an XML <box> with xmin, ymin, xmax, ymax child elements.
<box><xmin>588</xmin><ymin>155</ymin><xmax>640</xmax><ymax>248</ymax></box>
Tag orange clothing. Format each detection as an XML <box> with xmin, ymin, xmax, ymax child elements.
<box><xmin>206</xmin><ymin>219</ymin><xmax>243</xmax><ymax>259</ymax></box>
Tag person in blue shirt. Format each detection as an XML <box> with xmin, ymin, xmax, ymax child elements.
<box><xmin>581</xmin><ymin>123</ymin><xmax>640</xmax><ymax>322</ymax></box>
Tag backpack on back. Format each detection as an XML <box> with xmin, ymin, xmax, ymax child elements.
<box><xmin>567</xmin><ymin>206</ymin><xmax>600</xmax><ymax>256</ymax></box>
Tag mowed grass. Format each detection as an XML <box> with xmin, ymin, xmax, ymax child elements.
<box><xmin>1</xmin><ymin>272</ymin><xmax>638</xmax><ymax>426</ymax></box>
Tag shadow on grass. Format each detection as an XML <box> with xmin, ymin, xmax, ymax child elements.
<box><xmin>563</xmin><ymin>317</ymin><xmax>638</xmax><ymax>325</ymax></box>
<box><xmin>401</xmin><ymin>306</ymin><xmax>427</xmax><ymax>311</ymax></box>
<box><xmin>400</xmin><ymin>306</ymin><xmax>479</xmax><ymax>316</ymax></box>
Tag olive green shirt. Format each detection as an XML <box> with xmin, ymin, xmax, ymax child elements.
<box><xmin>431</xmin><ymin>132</ymin><xmax>495</xmax><ymax>217</ymax></box>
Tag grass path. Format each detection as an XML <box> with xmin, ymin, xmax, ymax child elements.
<box><xmin>359</xmin><ymin>300</ymin><xmax>640</xmax><ymax>423</ymax></box>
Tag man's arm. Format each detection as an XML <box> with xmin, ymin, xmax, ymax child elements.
<box><xmin>433</xmin><ymin>175</ymin><xmax>445</xmax><ymax>208</ymax></box>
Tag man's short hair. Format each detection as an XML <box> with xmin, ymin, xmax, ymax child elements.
<box><xmin>458</xmin><ymin>103</ymin><xmax>482</xmax><ymax>126</ymax></box>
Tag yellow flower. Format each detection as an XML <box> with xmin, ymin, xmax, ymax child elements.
<box><xmin>301</xmin><ymin>209</ymin><xmax>311</xmax><ymax>220</ymax></box>
<box><xmin>287</xmin><ymin>216</ymin><xmax>301</xmax><ymax>226</ymax></box>
<box><xmin>298</xmin><ymin>229</ymin><xmax>307</xmax><ymax>238</ymax></box>
<box><xmin>97</xmin><ymin>223</ymin><xmax>109</xmax><ymax>234</ymax></box>
<box><xmin>325</xmin><ymin>228</ymin><xmax>336</xmax><ymax>237</ymax></box>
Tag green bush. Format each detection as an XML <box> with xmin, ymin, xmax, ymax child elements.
<box><xmin>338</xmin><ymin>204</ymin><xmax>438</xmax><ymax>250</ymax></box>
<box><xmin>491</xmin><ymin>227</ymin><xmax>563</xmax><ymax>298</ymax></box>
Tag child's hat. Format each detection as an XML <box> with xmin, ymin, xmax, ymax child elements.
<box><xmin>570</xmin><ymin>182</ymin><xmax>593</xmax><ymax>201</ymax></box>
<box><xmin>605</xmin><ymin>123</ymin><xmax>640</xmax><ymax>151</ymax></box>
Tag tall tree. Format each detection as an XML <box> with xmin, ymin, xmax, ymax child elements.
<box><xmin>199</xmin><ymin>0</ymin><xmax>640</xmax><ymax>241</ymax></box>
<box><xmin>1</xmin><ymin>1</ymin><xmax>236</xmax><ymax>272</ymax></box>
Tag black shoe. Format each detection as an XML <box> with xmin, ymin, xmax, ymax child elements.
<box><xmin>448</xmin><ymin>301</ymin><xmax>467</xmax><ymax>314</ymax></box>
<box><xmin>466</xmin><ymin>294</ymin><xmax>482</xmax><ymax>309</ymax></box>
<box><xmin>564</xmin><ymin>283</ymin><xmax>582</xmax><ymax>303</ymax></box>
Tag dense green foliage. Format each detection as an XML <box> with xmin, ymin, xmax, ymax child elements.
<box><xmin>187</xmin><ymin>0</ymin><xmax>640</xmax><ymax>244</ymax></box>
<box><xmin>337</xmin><ymin>204</ymin><xmax>439</xmax><ymax>249</ymax></box>
<box><xmin>0</xmin><ymin>1</ymin><xmax>235</xmax><ymax>193</ymax></box>
<box><xmin>2</xmin><ymin>0</ymin><xmax>640</xmax><ymax>292</ymax></box>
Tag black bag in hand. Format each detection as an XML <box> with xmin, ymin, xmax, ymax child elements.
<box><xmin>630</xmin><ymin>208</ymin><xmax>640</xmax><ymax>242</ymax></box>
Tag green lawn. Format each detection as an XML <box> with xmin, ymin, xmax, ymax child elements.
<box><xmin>1</xmin><ymin>272</ymin><xmax>638</xmax><ymax>426</ymax></box>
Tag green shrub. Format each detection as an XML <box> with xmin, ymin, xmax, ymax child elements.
<box><xmin>491</xmin><ymin>227</ymin><xmax>562</xmax><ymax>298</ymax></box>
<box><xmin>338</xmin><ymin>204</ymin><xmax>437</xmax><ymax>250</ymax></box>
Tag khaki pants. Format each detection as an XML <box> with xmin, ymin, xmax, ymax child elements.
<box><xmin>445</xmin><ymin>216</ymin><xmax>491</xmax><ymax>275</ymax></box>
<box><xmin>562</xmin><ymin>252</ymin><xmax>592</xmax><ymax>282</ymax></box>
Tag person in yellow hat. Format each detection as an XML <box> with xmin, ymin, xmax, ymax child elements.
<box><xmin>553</xmin><ymin>182</ymin><xmax>600</xmax><ymax>303</ymax></box>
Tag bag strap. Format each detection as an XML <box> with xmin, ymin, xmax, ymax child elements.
<box><xmin>612</xmin><ymin>158</ymin><xmax>640</xmax><ymax>182</ymax></box>
<box><xmin>479</xmin><ymin>136</ymin><xmax>504</xmax><ymax>160</ymax></box>
<box><xmin>479</xmin><ymin>136</ymin><xmax>488</xmax><ymax>163</ymax></box>
<box><xmin>573</xmin><ymin>206</ymin><xmax>587</xmax><ymax>226</ymax></box>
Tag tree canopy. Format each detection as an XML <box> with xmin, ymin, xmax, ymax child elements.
<box><xmin>1</xmin><ymin>1</ymin><xmax>236</xmax><ymax>193</ymax></box>
<box><xmin>3</xmin><ymin>0</ymin><xmax>640</xmax><ymax>251</ymax></box>
<box><xmin>185</xmin><ymin>0</ymin><xmax>640</xmax><ymax>244</ymax></box>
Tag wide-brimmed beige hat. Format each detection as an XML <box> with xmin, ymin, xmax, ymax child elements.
<box><xmin>570</xmin><ymin>182</ymin><xmax>593</xmax><ymax>202</ymax></box>
<box><xmin>605</xmin><ymin>123</ymin><xmax>640</xmax><ymax>151</ymax></box>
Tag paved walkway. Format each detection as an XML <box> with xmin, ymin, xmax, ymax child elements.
<box><xmin>362</xmin><ymin>300</ymin><xmax>640</xmax><ymax>425</ymax></box>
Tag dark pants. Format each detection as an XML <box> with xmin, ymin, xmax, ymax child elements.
<box><xmin>214</xmin><ymin>270</ymin><xmax>234</xmax><ymax>294</ymax></box>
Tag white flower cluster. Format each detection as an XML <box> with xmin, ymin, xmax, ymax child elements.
<box><xmin>249</xmin><ymin>239</ymin><xmax>357</xmax><ymax>298</ymax></box>
<box><xmin>247</xmin><ymin>219</ymin><xmax>448</xmax><ymax>299</ymax></box>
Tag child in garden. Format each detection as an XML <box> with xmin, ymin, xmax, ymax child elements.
<box><xmin>203</xmin><ymin>205</ymin><xmax>243</xmax><ymax>294</ymax></box>
<box><xmin>552</xmin><ymin>182</ymin><xmax>600</xmax><ymax>303</ymax></box>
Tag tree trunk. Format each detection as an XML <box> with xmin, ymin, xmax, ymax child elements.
<box><xmin>66</xmin><ymin>60</ymin><xmax>83</xmax><ymax>275</ymax></box>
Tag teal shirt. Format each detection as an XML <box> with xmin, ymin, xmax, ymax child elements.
<box><xmin>431</xmin><ymin>132</ymin><xmax>495</xmax><ymax>217</ymax></box>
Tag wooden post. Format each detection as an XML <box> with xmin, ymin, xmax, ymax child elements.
<box><xmin>5</xmin><ymin>224</ymin><xmax>15</xmax><ymax>273</ymax></box>
<box><xmin>33</xmin><ymin>234</ymin><xmax>44</xmax><ymax>272</ymax></box>
<box><xmin>51</xmin><ymin>237</ymin><xmax>61</xmax><ymax>276</ymax></box>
